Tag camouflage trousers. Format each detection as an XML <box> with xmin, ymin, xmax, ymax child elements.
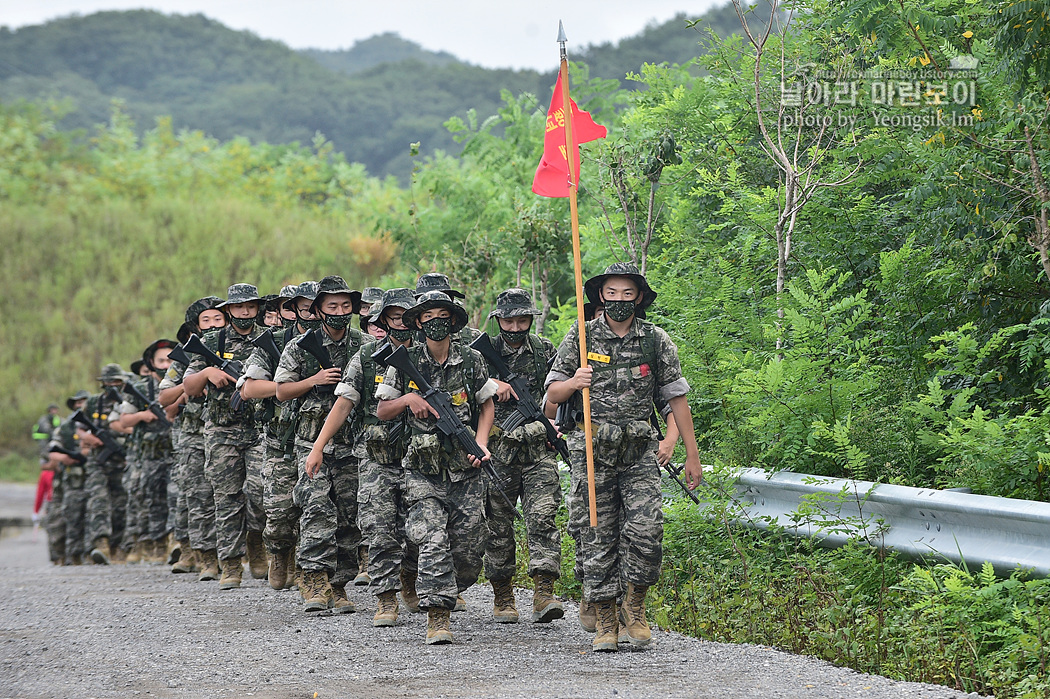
<box><xmin>292</xmin><ymin>445</ymin><xmax>359</xmax><ymax>587</ymax></box>
<box><xmin>262</xmin><ymin>437</ymin><xmax>299</xmax><ymax>554</ymax></box>
<box><xmin>169</xmin><ymin>454</ymin><xmax>187</xmax><ymax>543</ymax></box>
<box><xmin>62</xmin><ymin>485</ymin><xmax>89</xmax><ymax>559</ymax></box>
<box><xmin>404</xmin><ymin>468</ymin><xmax>486</xmax><ymax>611</ymax></box>
<box><xmin>245</xmin><ymin>440</ymin><xmax>266</xmax><ymax>535</ymax></box>
<box><xmin>141</xmin><ymin>454</ymin><xmax>173</xmax><ymax>541</ymax></box>
<box><xmin>204</xmin><ymin>432</ymin><xmax>258</xmax><ymax>561</ymax></box>
<box><xmin>484</xmin><ymin>439</ymin><xmax>563</xmax><ymax>581</ymax></box>
<box><xmin>358</xmin><ymin>457</ymin><xmax>416</xmax><ymax>595</ymax></box>
<box><xmin>568</xmin><ymin>441</ymin><xmax>664</xmax><ymax>602</ymax></box>
<box><xmin>181</xmin><ymin>433</ymin><xmax>216</xmax><ymax>551</ymax></box>
<box><xmin>85</xmin><ymin>458</ymin><xmax>126</xmax><ymax>548</ymax></box>
<box><xmin>46</xmin><ymin>476</ymin><xmax>66</xmax><ymax>563</ymax></box>
<box><xmin>122</xmin><ymin>461</ymin><xmax>144</xmax><ymax>546</ymax></box>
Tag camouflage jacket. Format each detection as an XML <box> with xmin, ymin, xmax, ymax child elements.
<box><xmin>336</xmin><ymin>339</ymin><xmax>402</xmax><ymax>462</ymax></box>
<box><xmin>241</xmin><ymin>326</ymin><xmax>301</xmax><ymax>444</ymax></box>
<box><xmin>117</xmin><ymin>375</ymin><xmax>173</xmax><ymax>460</ymax></box>
<box><xmin>484</xmin><ymin>333</ymin><xmax>556</xmax><ymax>433</ymax></box>
<box><xmin>274</xmin><ymin>326</ymin><xmax>363</xmax><ymax>453</ymax></box>
<box><xmin>185</xmin><ymin>326</ymin><xmax>261</xmax><ymax>441</ymax></box>
<box><xmin>376</xmin><ymin>342</ymin><xmax>497</xmax><ymax>479</ymax></box>
<box><xmin>83</xmin><ymin>390</ymin><xmax>125</xmax><ymax>467</ymax></box>
<box><xmin>160</xmin><ymin>359</ymin><xmax>205</xmax><ymax>437</ymax></box>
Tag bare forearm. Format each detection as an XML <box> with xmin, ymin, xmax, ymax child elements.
<box><xmin>546</xmin><ymin>379</ymin><xmax>577</xmax><ymax>405</ymax></box>
<box><xmin>668</xmin><ymin>396</ymin><xmax>699</xmax><ymax>460</ymax></box>
<box><xmin>475</xmin><ymin>399</ymin><xmax>494</xmax><ymax>449</ymax></box>
<box><xmin>275</xmin><ymin>378</ymin><xmax>315</xmax><ymax>402</ymax></box>
<box><xmin>158</xmin><ymin>385</ymin><xmax>184</xmax><ymax>407</ymax></box>
<box><xmin>376</xmin><ymin>396</ymin><xmax>409</xmax><ymax>421</ymax></box>
<box><xmin>183</xmin><ymin>370</ymin><xmax>209</xmax><ymax>397</ymax></box>
<box><xmin>312</xmin><ymin>397</ymin><xmax>354</xmax><ymax>450</ymax></box>
<box><xmin>242</xmin><ymin>378</ymin><xmax>277</xmax><ymax>400</ymax></box>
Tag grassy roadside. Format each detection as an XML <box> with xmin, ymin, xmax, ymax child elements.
<box><xmin>0</xmin><ymin>452</ymin><xmax>43</xmax><ymax>484</ymax></box>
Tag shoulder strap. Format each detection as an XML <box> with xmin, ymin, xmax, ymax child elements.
<box><xmin>527</xmin><ymin>334</ymin><xmax>547</xmax><ymax>389</ymax></box>
<box><xmin>217</xmin><ymin>327</ymin><xmax>226</xmax><ymax>356</ymax></box>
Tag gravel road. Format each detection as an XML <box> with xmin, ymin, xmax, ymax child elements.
<box><xmin>0</xmin><ymin>484</ymin><xmax>975</xmax><ymax>699</ymax></box>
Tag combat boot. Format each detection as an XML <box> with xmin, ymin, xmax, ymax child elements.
<box><xmin>399</xmin><ymin>568</ymin><xmax>421</xmax><ymax>613</ymax></box>
<box><xmin>287</xmin><ymin>560</ymin><xmax>300</xmax><ymax>590</ymax></box>
<box><xmin>246</xmin><ymin>531</ymin><xmax>268</xmax><ymax>580</ymax></box>
<box><xmin>353</xmin><ymin>545</ymin><xmax>370</xmax><ymax>586</ymax></box>
<box><xmin>268</xmin><ymin>548</ymin><xmax>290</xmax><ymax>590</ymax></box>
<box><xmin>531</xmin><ymin>573</ymin><xmax>564</xmax><ymax>623</ymax></box>
<box><xmin>373</xmin><ymin>590</ymin><xmax>399</xmax><ymax>627</ymax></box>
<box><xmin>620</xmin><ymin>582</ymin><xmax>652</xmax><ymax>648</ymax></box>
<box><xmin>70</xmin><ymin>554</ymin><xmax>83</xmax><ymax>566</ymax></box>
<box><xmin>453</xmin><ymin>594</ymin><xmax>467</xmax><ymax>612</ymax></box>
<box><xmin>578</xmin><ymin>598</ymin><xmax>597</xmax><ymax>633</ymax></box>
<box><xmin>219</xmin><ymin>557</ymin><xmax>244</xmax><ymax>590</ymax></box>
<box><xmin>149</xmin><ymin>539</ymin><xmax>168</xmax><ymax>564</ymax></box>
<box><xmin>425</xmin><ymin>607</ymin><xmax>452</xmax><ymax>645</ymax></box>
<box><xmin>125</xmin><ymin>541</ymin><xmax>144</xmax><ymax>564</ymax></box>
<box><xmin>197</xmin><ymin>549</ymin><xmax>220</xmax><ymax>581</ymax></box>
<box><xmin>172</xmin><ymin>548</ymin><xmax>197</xmax><ymax>574</ymax></box>
<box><xmin>331</xmin><ymin>584</ymin><xmax>355</xmax><ymax>614</ymax></box>
<box><xmin>166</xmin><ymin>535</ymin><xmax>181</xmax><ymax>565</ymax></box>
<box><xmin>110</xmin><ymin>545</ymin><xmax>127</xmax><ymax>564</ymax></box>
<box><xmin>592</xmin><ymin>600</ymin><xmax>619</xmax><ymax>652</ymax></box>
<box><xmin>490</xmin><ymin>578</ymin><xmax>519</xmax><ymax>624</ymax></box>
<box><xmin>89</xmin><ymin>537</ymin><xmax>110</xmax><ymax>565</ymax></box>
<box><xmin>302</xmin><ymin>570</ymin><xmax>333</xmax><ymax>612</ymax></box>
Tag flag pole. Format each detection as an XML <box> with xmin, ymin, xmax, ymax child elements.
<box><xmin>558</xmin><ymin>22</ymin><xmax>598</xmax><ymax>528</ymax></box>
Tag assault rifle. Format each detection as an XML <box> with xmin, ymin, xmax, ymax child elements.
<box><xmin>168</xmin><ymin>344</ymin><xmax>192</xmax><ymax>368</ymax></box>
<box><xmin>49</xmin><ymin>444</ymin><xmax>87</xmax><ymax>466</ymax></box>
<box><xmin>469</xmin><ymin>334</ymin><xmax>570</xmax><ymax>465</ymax></box>
<box><xmin>70</xmin><ymin>409</ymin><xmax>125</xmax><ymax>464</ymax></box>
<box><xmin>183</xmin><ymin>333</ymin><xmax>245</xmax><ymax>412</ymax></box>
<box><xmin>297</xmin><ymin>329</ymin><xmax>336</xmax><ymax>395</ymax></box>
<box><xmin>252</xmin><ymin>329</ymin><xmax>282</xmax><ymax>365</ymax></box>
<box><xmin>122</xmin><ymin>380</ymin><xmax>172</xmax><ymax>428</ymax></box>
<box><xmin>384</xmin><ymin>345</ymin><xmax>521</xmax><ymax>519</ymax></box>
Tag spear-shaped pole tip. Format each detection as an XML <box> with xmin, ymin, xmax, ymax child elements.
<box><xmin>557</xmin><ymin>20</ymin><xmax>567</xmax><ymax>44</ymax></box>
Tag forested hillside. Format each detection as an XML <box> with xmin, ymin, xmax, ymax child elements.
<box><xmin>0</xmin><ymin>8</ymin><xmax>732</xmax><ymax>179</ymax></box>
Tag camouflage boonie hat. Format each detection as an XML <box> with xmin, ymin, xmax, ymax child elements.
<box><xmin>488</xmin><ymin>288</ymin><xmax>541</xmax><ymax>319</ymax></box>
<box><xmin>279</xmin><ymin>284</ymin><xmax>298</xmax><ymax>299</ymax></box>
<box><xmin>185</xmin><ymin>296</ymin><xmax>223</xmax><ymax>325</ymax></box>
<box><xmin>415</xmin><ymin>272</ymin><xmax>464</xmax><ymax>300</ymax></box>
<box><xmin>360</xmin><ymin>287</ymin><xmax>384</xmax><ymax>306</ymax></box>
<box><xmin>402</xmin><ymin>290</ymin><xmax>468</xmax><ymax>334</ymax></box>
<box><xmin>97</xmin><ymin>363</ymin><xmax>126</xmax><ymax>383</ymax></box>
<box><xmin>287</xmin><ymin>281</ymin><xmax>320</xmax><ymax>308</ymax></box>
<box><xmin>584</xmin><ymin>262</ymin><xmax>657</xmax><ymax>318</ymax></box>
<box><xmin>66</xmin><ymin>389</ymin><xmax>90</xmax><ymax>410</ymax></box>
<box><xmin>369</xmin><ymin>288</ymin><xmax>418</xmax><ymax>324</ymax></box>
<box><xmin>310</xmin><ymin>275</ymin><xmax>362</xmax><ymax>315</ymax></box>
<box><xmin>218</xmin><ymin>283</ymin><xmax>261</xmax><ymax>308</ymax></box>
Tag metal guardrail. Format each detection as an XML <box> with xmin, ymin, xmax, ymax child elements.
<box><xmin>715</xmin><ymin>468</ymin><xmax>1050</xmax><ymax>578</ymax></box>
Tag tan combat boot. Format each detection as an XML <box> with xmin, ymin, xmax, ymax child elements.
<box><xmin>453</xmin><ymin>595</ymin><xmax>466</xmax><ymax>612</ymax></box>
<box><xmin>620</xmin><ymin>582</ymin><xmax>652</xmax><ymax>648</ymax></box>
<box><xmin>246</xmin><ymin>531</ymin><xmax>268</xmax><ymax>580</ymax></box>
<box><xmin>425</xmin><ymin>607</ymin><xmax>452</xmax><ymax>645</ymax></box>
<box><xmin>70</xmin><ymin>554</ymin><xmax>83</xmax><ymax>566</ymax></box>
<box><xmin>490</xmin><ymin>578</ymin><xmax>519</xmax><ymax>624</ymax></box>
<box><xmin>286</xmin><ymin>559</ymin><xmax>300</xmax><ymax>590</ymax></box>
<box><xmin>353</xmin><ymin>546</ymin><xmax>370</xmax><ymax>586</ymax></box>
<box><xmin>89</xmin><ymin>537</ymin><xmax>110</xmax><ymax>565</ymax></box>
<box><xmin>373</xmin><ymin>590</ymin><xmax>399</xmax><ymax>627</ymax></box>
<box><xmin>399</xmin><ymin>568</ymin><xmax>421</xmax><ymax>613</ymax></box>
<box><xmin>172</xmin><ymin>548</ymin><xmax>196</xmax><ymax>574</ymax></box>
<box><xmin>268</xmin><ymin>548</ymin><xmax>290</xmax><ymax>590</ymax></box>
<box><xmin>125</xmin><ymin>541</ymin><xmax>144</xmax><ymax>565</ymax></box>
<box><xmin>331</xmin><ymin>584</ymin><xmax>355</xmax><ymax>614</ymax></box>
<box><xmin>592</xmin><ymin>600</ymin><xmax>619</xmax><ymax>653</ymax></box>
<box><xmin>219</xmin><ymin>557</ymin><xmax>244</xmax><ymax>590</ymax></box>
<box><xmin>531</xmin><ymin>573</ymin><xmax>564</xmax><ymax>623</ymax></box>
<box><xmin>197</xmin><ymin>549</ymin><xmax>220</xmax><ymax>581</ymax></box>
<box><xmin>578</xmin><ymin>598</ymin><xmax>597</xmax><ymax>632</ymax></box>
<box><xmin>149</xmin><ymin>539</ymin><xmax>168</xmax><ymax>564</ymax></box>
<box><xmin>302</xmin><ymin>570</ymin><xmax>333</xmax><ymax>612</ymax></box>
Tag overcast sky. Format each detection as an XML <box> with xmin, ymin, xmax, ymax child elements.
<box><xmin>0</xmin><ymin>0</ymin><xmax>722</xmax><ymax>70</ymax></box>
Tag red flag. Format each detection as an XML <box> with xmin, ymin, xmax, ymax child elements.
<box><xmin>532</xmin><ymin>72</ymin><xmax>607</xmax><ymax>198</ymax></box>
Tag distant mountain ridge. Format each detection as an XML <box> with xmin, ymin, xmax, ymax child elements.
<box><xmin>0</xmin><ymin>8</ymin><xmax>734</xmax><ymax>179</ymax></box>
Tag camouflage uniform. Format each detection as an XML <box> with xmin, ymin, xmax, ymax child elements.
<box><xmin>50</xmin><ymin>416</ymin><xmax>84</xmax><ymax>562</ymax></box>
<box><xmin>377</xmin><ymin>328</ymin><xmax>498</xmax><ymax>611</ymax></box>
<box><xmin>482</xmin><ymin>330</ymin><xmax>563</xmax><ymax>582</ymax></box>
<box><xmin>160</xmin><ymin>359</ymin><xmax>215</xmax><ymax>552</ymax></box>
<box><xmin>83</xmin><ymin>384</ymin><xmax>128</xmax><ymax>550</ymax></box>
<box><xmin>186</xmin><ymin>324</ymin><xmax>262</xmax><ymax>562</ymax></box>
<box><xmin>546</xmin><ymin>304</ymin><xmax>689</xmax><ymax>603</ymax></box>
<box><xmin>338</xmin><ymin>338</ymin><xmax>416</xmax><ymax>594</ymax></box>
<box><xmin>240</xmin><ymin>325</ymin><xmax>302</xmax><ymax>555</ymax></box>
<box><xmin>275</xmin><ymin>325</ymin><xmax>364</xmax><ymax>587</ymax></box>
<box><xmin>118</xmin><ymin>375</ymin><xmax>174</xmax><ymax>543</ymax></box>
<box><xmin>120</xmin><ymin>425</ymin><xmax>144</xmax><ymax>549</ymax></box>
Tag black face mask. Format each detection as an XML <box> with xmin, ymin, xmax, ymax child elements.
<box><xmin>500</xmin><ymin>329</ymin><xmax>529</xmax><ymax>346</ymax></box>
<box><xmin>298</xmin><ymin>316</ymin><xmax>322</xmax><ymax>331</ymax></box>
<box><xmin>603</xmin><ymin>300</ymin><xmax>636</xmax><ymax>323</ymax></box>
<box><xmin>389</xmin><ymin>327</ymin><xmax>415</xmax><ymax>343</ymax></box>
<box><xmin>421</xmin><ymin>317</ymin><xmax>452</xmax><ymax>341</ymax></box>
<box><xmin>324</xmin><ymin>313</ymin><xmax>353</xmax><ymax>330</ymax></box>
<box><xmin>281</xmin><ymin>316</ymin><xmax>297</xmax><ymax>330</ymax></box>
<box><xmin>231</xmin><ymin>315</ymin><xmax>257</xmax><ymax>330</ymax></box>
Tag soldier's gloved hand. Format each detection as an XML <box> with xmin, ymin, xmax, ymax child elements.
<box><xmin>571</xmin><ymin>366</ymin><xmax>593</xmax><ymax>390</ymax></box>
<box><xmin>304</xmin><ymin>446</ymin><xmax>324</xmax><ymax>478</ymax></box>
<box><xmin>312</xmin><ymin>368</ymin><xmax>343</xmax><ymax>386</ymax></box>
<box><xmin>494</xmin><ymin>380</ymin><xmax>518</xmax><ymax>402</ymax></box>
<box><xmin>467</xmin><ymin>444</ymin><xmax>491</xmax><ymax>468</ymax></box>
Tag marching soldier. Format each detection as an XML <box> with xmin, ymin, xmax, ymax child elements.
<box><xmin>414</xmin><ymin>273</ymin><xmax>483</xmax><ymax>346</ymax></box>
<box><xmin>376</xmin><ymin>290</ymin><xmax>498</xmax><ymax>645</ymax></box>
<box><xmin>83</xmin><ymin>363</ymin><xmax>131</xmax><ymax>565</ymax></box>
<box><xmin>546</xmin><ymin>262</ymin><xmax>702</xmax><ymax>652</ymax></box>
<box><xmin>48</xmin><ymin>391</ymin><xmax>89</xmax><ymax>564</ymax></box>
<box><xmin>274</xmin><ymin>275</ymin><xmax>363</xmax><ymax>613</ymax></box>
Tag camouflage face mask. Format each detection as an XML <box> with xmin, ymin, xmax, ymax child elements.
<box><xmin>281</xmin><ymin>316</ymin><xmax>297</xmax><ymax>330</ymax></box>
<box><xmin>603</xmin><ymin>300</ymin><xmax>636</xmax><ymax>323</ymax></box>
<box><xmin>500</xmin><ymin>329</ymin><xmax>529</xmax><ymax>346</ymax></box>
<box><xmin>389</xmin><ymin>327</ymin><xmax>415</xmax><ymax>343</ymax></box>
<box><xmin>299</xmin><ymin>317</ymin><xmax>323</xmax><ymax>331</ymax></box>
<box><xmin>324</xmin><ymin>313</ymin><xmax>353</xmax><ymax>330</ymax></box>
<box><xmin>421</xmin><ymin>317</ymin><xmax>452</xmax><ymax>341</ymax></box>
<box><xmin>231</xmin><ymin>315</ymin><xmax>257</xmax><ymax>330</ymax></box>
